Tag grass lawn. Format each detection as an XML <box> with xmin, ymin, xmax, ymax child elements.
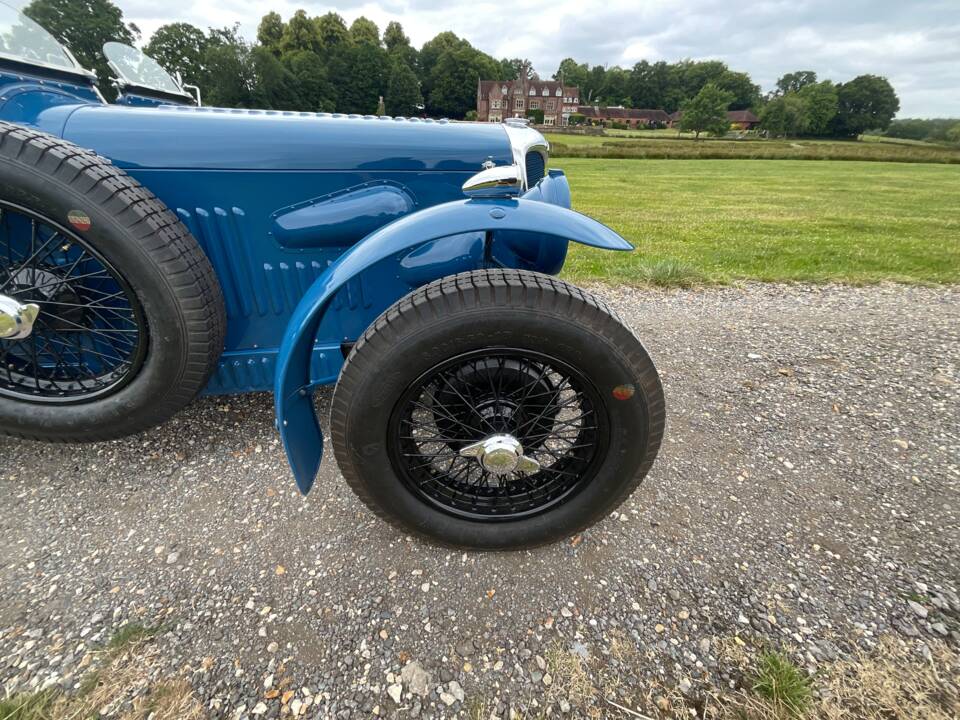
<box><xmin>544</xmin><ymin>132</ymin><xmax>960</xmax><ymax>164</ymax></box>
<box><xmin>555</xmin><ymin>158</ymin><xmax>960</xmax><ymax>286</ymax></box>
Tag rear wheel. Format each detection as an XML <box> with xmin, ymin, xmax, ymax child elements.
<box><xmin>0</xmin><ymin>121</ymin><xmax>225</xmax><ymax>441</ymax></box>
<box><xmin>331</xmin><ymin>269</ymin><xmax>665</xmax><ymax>549</ymax></box>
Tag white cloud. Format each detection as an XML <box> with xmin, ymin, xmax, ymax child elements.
<box><xmin>113</xmin><ymin>0</ymin><xmax>959</xmax><ymax>117</ymax></box>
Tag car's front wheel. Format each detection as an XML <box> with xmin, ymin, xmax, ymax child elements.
<box><xmin>331</xmin><ymin>269</ymin><xmax>665</xmax><ymax>549</ymax></box>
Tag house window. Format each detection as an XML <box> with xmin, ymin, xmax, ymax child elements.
<box><xmin>555</xmin><ymin>88</ymin><xmax>562</xmax><ymax>96</ymax></box>
<box><xmin>514</xmin><ymin>87</ymin><xmax>523</xmax><ymax>95</ymax></box>
<box><xmin>490</xmin><ymin>113</ymin><xmax>501</xmax><ymax>122</ymax></box>
<box><xmin>492</xmin><ymin>99</ymin><xmax>501</xmax><ymax>109</ymax></box>
<box><xmin>530</xmin><ymin>100</ymin><xmax>540</xmax><ymax>110</ymax></box>
<box><xmin>541</xmin><ymin>88</ymin><xmax>549</xmax><ymax>96</ymax></box>
<box><xmin>514</xmin><ymin>98</ymin><xmax>524</xmax><ymax>110</ymax></box>
<box><xmin>501</xmin><ymin>86</ymin><xmax>507</xmax><ymax>94</ymax></box>
<box><xmin>546</xmin><ymin>100</ymin><xmax>555</xmax><ymax>110</ymax></box>
<box><xmin>529</xmin><ymin>88</ymin><xmax>536</xmax><ymax>96</ymax></box>
<box><xmin>544</xmin><ymin>116</ymin><xmax>555</xmax><ymax>125</ymax></box>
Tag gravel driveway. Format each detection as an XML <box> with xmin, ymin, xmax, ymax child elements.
<box><xmin>2</xmin><ymin>283</ymin><xmax>958</xmax><ymax>719</ymax></box>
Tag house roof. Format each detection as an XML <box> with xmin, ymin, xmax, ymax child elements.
<box><xmin>577</xmin><ymin>106</ymin><xmax>671</xmax><ymax>122</ymax></box>
<box><xmin>479</xmin><ymin>79</ymin><xmax>579</xmax><ymax>97</ymax></box>
<box><xmin>727</xmin><ymin>109</ymin><xmax>759</xmax><ymax>123</ymax></box>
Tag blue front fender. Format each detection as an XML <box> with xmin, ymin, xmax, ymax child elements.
<box><xmin>274</xmin><ymin>196</ymin><xmax>633</xmax><ymax>494</ymax></box>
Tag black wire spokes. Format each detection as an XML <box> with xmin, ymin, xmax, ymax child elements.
<box><xmin>0</xmin><ymin>202</ymin><xmax>146</xmax><ymax>402</ymax></box>
<box><xmin>389</xmin><ymin>350</ymin><xmax>609</xmax><ymax>520</ymax></box>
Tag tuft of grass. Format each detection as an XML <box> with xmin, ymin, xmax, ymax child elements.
<box><xmin>751</xmin><ymin>651</ymin><xmax>811</xmax><ymax>716</ymax></box>
<box><xmin>544</xmin><ymin>642</ymin><xmax>596</xmax><ymax>706</ymax></box>
<box><xmin>815</xmin><ymin>636</ymin><xmax>960</xmax><ymax>720</ymax></box>
<box><xmin>106</xmin><ymin>622</ymin><xmax>162</xmax><ymax>651</ymax></box>
<box><xmin>0</xmin><ymin>690</ymin><xmax>56</xmax><ymax>720</ymax></box>
<box><xmin>0</xmin><ymin>624</ymin><xmax>203</xmax><ymax>720</ymax></box>
<box><xmin>635</xmin><ymin>258</ymin><xmax>706</xmax><ymax>287</ymax></box>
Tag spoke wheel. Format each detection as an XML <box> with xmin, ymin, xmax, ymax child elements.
<box><xmin>331</xmin><ymin>268</ymin><xmax>665</xmax><ymax>549</ymax></box>
<box><xmin>388</xmin><ymin>348</ymin><xmax>609</xmax><ymax>521</ymax></box>
<box><xmin>0</xmin><ymin>201</ymin><xmax>147</xmax><ymax>403</ymax></box>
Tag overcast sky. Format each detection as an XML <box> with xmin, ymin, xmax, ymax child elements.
<box><xmin>114</xmin><ymin>0</ymin><xmax>959</xmax><ymax>117</ymax></box>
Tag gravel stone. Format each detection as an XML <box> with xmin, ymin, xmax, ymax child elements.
<box><xmin>1</xmin><ymin>283</ymin><xmax>957</xmax><ymax>717</ymax></box>
<box><xmin>400</xmin><ymin>661</ymin><xmax>431</xmax><ymax>698</ymax></box>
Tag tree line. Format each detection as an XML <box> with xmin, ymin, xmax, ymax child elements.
<box><xmin>24</xmin><ymin>0</ymin><xmax>916</xmax><ymax>139</ymax></box>
<box><xmin>673</xmin><ymin>70</ymin><xmax>901</xmax><ymax>139</ymax></box>
<box><xmin>884</xmin><ymin>118</ymin><xmax>960</xmax><ymax>144</ymax></box>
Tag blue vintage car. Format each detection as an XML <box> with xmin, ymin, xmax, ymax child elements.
<box><xmin>0</xmin><ymin>6</ymin><xmax>664</xmax><ymax>548</ymax></box>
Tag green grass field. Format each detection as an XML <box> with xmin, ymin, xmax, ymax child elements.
<box><xmin>544</xmin><ymin>132</ymin><xmax>960</xmax><ymax>164</ymax></box>
<box><xmin>554</xmin><ymin>158</ymin><xmax>960</xmax><ymax>286</ymax></box>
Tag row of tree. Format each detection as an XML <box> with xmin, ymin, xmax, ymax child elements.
<box><xmin>553</xmin><ymin>58</ymin><xmax>760</xmax><ymax>113</ymax></box>
<box><xmin>883</xmin><ymin>117</ymin><xmax>960</xmax><ymax>144</ymax></box>
<box><xmin>669</xmin><ymin>70</ymin><xmax>901</xmax><ymax>139</ymax></box>
<box><xmin>25</xmin><ymin>0</ymin><xmax>907</xmax><ymax>137</ymax></box>
<box><xmin>758</xmin><ymin>72</ymin><xmax>900</xmax><ymax>138</ymax></box>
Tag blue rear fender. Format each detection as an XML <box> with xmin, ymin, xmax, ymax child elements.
<box><xmin>274</xmin><ymin>188</ymin><xmax>633</xmax><ymax>494</ymax></box>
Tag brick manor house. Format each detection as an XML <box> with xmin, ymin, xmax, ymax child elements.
<box><xmin>476</xmin><ymin>79</ymin><xmax>580</xmax><ymax>126</ymax></box>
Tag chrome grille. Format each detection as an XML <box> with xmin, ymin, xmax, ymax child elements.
<box><xmin>525</xmin><ymin>150</ymin><xmax>545</xmax><ymax>187</ymax></box>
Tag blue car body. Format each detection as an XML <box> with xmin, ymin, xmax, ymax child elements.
<box><xmin>0</xmin><ymin>52</ymin><xmax>632</xmax><ymax>490</ymax></box>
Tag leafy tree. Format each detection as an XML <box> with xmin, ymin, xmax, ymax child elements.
<box><xmin>202</xmin><ymin>25</ymin><xmax>256</xmax><ymax>108</ymax></box>
<box><xmin>284</xmin><ymin>50</ymin><xmax>334</xmax><ymax>111</ymax></box>
<box><xmin>383</xmin><ymin>21</ymin><xmax>417</xmax><ymax>73</ymax></box>
<box><xmin>584</xmin><ymin>64</ymin><xmax>607</xmax><ymax>103</ymax></box>
<box><xmin>418</xmin><ymin>31</ymin><xmax>464</xmax><ymax>92</ymax></box>
<box><xmin>672</xmin><ymin>59</ymin><xmax>727</xmax><ymax>100</ymax></box>
<box><xmin>678</xmin><ymin>82</ymin><xmax>733</xmax><ymax>139</ymax></box>
<box><xmin>525</xmin><ymin>108</ymin><xmax>544</xmax><ymax>124</ymax></box>
<box><xmin>832</xmin><ymin>74</ymin><xmax>899</xmax><ymax>136</ymax></box>
<box><xmin>505</xmin><ymin>58</ymin><xmax>535</xmax><ymax>81</ymax></box>
<box><xmin>776</xmin><ymin>70</ymin><xmax>818</xmax><ymax>95</ymax></box>
<box><xmin>716</xmin><ymin>70</ymin><xmax>760</xmax><ymax>110</ymax></box>
<box><xmin>886</xmin><ymin>118</ymin><xmax>960</xmax><ymax>142</ymax></box>
<box><xmin>280</xmin><ymin>9</ymin><xmax>321</xmax><ymax>55</ymax></box>
<box><xmin>427</xmin><ymin>44</ymin><xmax>498</xmax><ymax>118</ymax></box>
<box><xmin>946</xmin><ymin>123</ymin><xmax>960</xmax><ymax>144</ymax></box>
<box><xmin>552</xmin><ymin>58</ymin><xmax>588</xmax><ymax>89</ymax></box>
<box><xmin>383</xmin><ymin>21</ymin><xmax>408</xmax><ymax>52</ymax></box>
<box><xmin>25</xmin><ymin>0</ymin><xmax>138</xmax><ymax>100</ymax></box>
<box><xmin>760</xmin><ymin>95</ymin><xmax>807</xmax><ymax>137</ymax></box>
<box><xmin>628</xmin><ymin>60</ymin><xmax>671</xmax><ymax>110</ymax></box>
<box><xmin>495</xmin><ymin>58</ymin><xmax>517</xmax><ymax>80</ymax></box>
<box><xmin>251</xmin><ymin>45</ymin><xmax>300</xmax><ymax>110</ymax></box>
<box><xmin>384</xmin><ymin>59</ymin><xmax>422</xmax><ymax>117</ymax></box>
<box><xmin>796</xmin><ymin>81</ymin><xmax>838</xmax><ymax>135</ymax></box>
<box><xmin>418</xmin><ymin>32</ymin><xmax>501</xmax><ymax>111</ymax></box>
<box><xmin>144</xmin><ymin>22</ymin><xmax>207</xmax><ymax>86</ymax></box>
<box><xmin>338</xmin><ymin>42</ymin><xmax>385</xmax><ymax>113</ymax></box>
<box><xmin>349</xmin><ymin>17</ymin><xmax>380</xmax><ymax>47</ymax></box>
<box><xmin>256</xmin><ymin>11</ymin><xmax>284</xmax><ymax>56</ymax></box>
<box><xmin>601</xmin><ymin>66</ymin><xmax>630</xmax><ymax>106</ymax></box>
<box><xmin>315</xmin><ymin>12</ymin><xmax>348</xmax><ymax>52</ymax></box>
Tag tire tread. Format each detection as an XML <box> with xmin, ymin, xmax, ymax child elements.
<box><xmin>330</xmin><ymin>268</ymin><xmax>664</xmax><ymax>549</ymax></box>
<box><xmin>0</xmin><ymin>121</ymin><xmax>225</xmax><ymax>441</ymax></box>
